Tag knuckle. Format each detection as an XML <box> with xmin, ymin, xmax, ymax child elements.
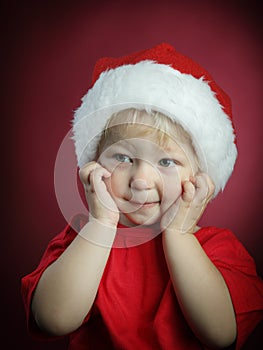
<box><xmin>209</xmin><ymin>182</ymin><xmax>216</xmax><ymax>196</ymax></box>
<box><xmin>79</xmin><ymin>162</ymin><xmax>97</xmax><ymax>182</ymax></box>
<box><xmin>78</xmin><ymin>168</ymin><xmax>86</xmax><ymax>182</ymax></box>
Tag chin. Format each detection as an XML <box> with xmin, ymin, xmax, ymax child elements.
<box><xmin>121</xmin><ymin>213</ymin><xmax>161</xmax><ymax>227</ymax></box>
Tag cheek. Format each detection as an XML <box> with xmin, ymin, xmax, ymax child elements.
<box><xmin>163</xmin><ymin>178</ymin><xmax>182</xmax><ymax>198</ymax></box>
<box><xmin>104</xmin><ymin>169</ymin><xmax>127</xmax><ymax>197</ymax></box>
<box><xmin>161</xmin><ymin>172</ymin><xmax>182</xmax><ymax>205</ymax></box>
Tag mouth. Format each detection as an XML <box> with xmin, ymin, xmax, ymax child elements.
<box><xmin>129</xmin><ymin>200</ymin><xmax>160</xmax><ymax>208</ymax></box>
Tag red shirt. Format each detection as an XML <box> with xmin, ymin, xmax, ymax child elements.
<box><xmin>21</xmin><ymin>215</ymin><xmax>263</xmax><ymax>349</ymax></box>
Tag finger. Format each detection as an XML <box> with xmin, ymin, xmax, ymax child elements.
<box><xmin>88</xmin><ymin>165</ymin><xmax>112</xmax><ymax>196</ymax></box>
<box><xmin>92</xmin><ymin>168</ymin><xmax>118</xmax><ymax>213</ymax></box>
<box><xmin>205</xmin><ymin>174</ymin><xmax>215</xmax><ymax>199</ymax></box>
<box><xmin>181</xmin><ymin>180</ymin><xmax>195</xmax><ymax>203</ymax></box>
<box><xmin>92</xmin><ymin>166</ymin><xmax>111</xmax><ymax>188</ymax></box>
<box><xmin>194</xmin><ymin>173</ymin><xmax>215</xmax><ymax>202</ymax></box>
<box><xmin>194</xmin><ymin>174</ymin><xmax>208</xmax><ymax>200</ymax></box>
<box><xmin>79</xmin><ymin>161</ymin><xmax>98</xmax><ymax>184</ymax></box>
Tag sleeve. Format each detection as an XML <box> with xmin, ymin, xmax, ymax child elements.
<box><xmin>196</xmin><ymin>227</ymin><xmax>263</xmax><ymax>349</ymax></box>
<box><xmin>21</xmin><ymin>214</ymin><xmax>87</xmax><ymax>339</ymax></box>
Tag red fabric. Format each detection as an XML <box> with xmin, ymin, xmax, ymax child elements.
<box><xmin>21</xmin><ymin>215</ymin><xmax>263</xmax><ymax>349</ymax></box>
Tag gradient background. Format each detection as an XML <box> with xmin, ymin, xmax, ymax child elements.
<box><xmin>2</xmin><ymin>0</ymin><xmax>262</xmax><ymax>348</ymax></box>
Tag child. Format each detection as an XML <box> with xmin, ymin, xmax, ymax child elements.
<box><xmin>21</xmin><ymin>43</ymin><xmax>263</xmax><ymax>349</ymax></box>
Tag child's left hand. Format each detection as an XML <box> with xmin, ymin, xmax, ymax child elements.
<box><xmin>161</xmin><ymin>173</ymin><xmax>215</xmax><ymax>234</ymax></box>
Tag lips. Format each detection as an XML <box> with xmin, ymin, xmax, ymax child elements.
<box><xmin>129</xmin><ymin>200</ymin><xmax>160</xmax><ymax>207</ymax></box>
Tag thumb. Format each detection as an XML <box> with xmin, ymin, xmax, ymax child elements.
<box><xmin>181</xmin><ymin>179</ymin><xmax>195</xmax><ymax>203</ymax></box>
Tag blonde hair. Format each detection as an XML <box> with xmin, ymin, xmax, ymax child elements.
<box><xmin>97</xmin><ymin>108</ymin><xmax>195</xmax><ymax>159</ymax></box>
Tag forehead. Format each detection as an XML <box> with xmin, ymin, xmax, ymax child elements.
<box><xmin>104</xmin><ymin>109</ymin><xmax>192</xmax><ymax>145</ymax></box>
<box><xmin>106</xmin><ymin>122</ymin><xmax>192</xmax><ymax>151</ymax></box>
<box><xmin>104</xmin><ymin>128</ymin><xmax>197</xmax><ymax>167</ymax></box>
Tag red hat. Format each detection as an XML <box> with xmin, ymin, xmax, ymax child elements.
<box><xmin>72</xmin><ymin>43</ymin><xmax>237</xmax><ymax>196</ymax></box>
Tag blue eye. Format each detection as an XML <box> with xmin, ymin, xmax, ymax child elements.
<box><xmin>159</xmin><ymin>158</ymin><xmax>177</xmax><ymax>167</ymax></box>
<box><xmin>114</xmin><ymin>154</ymin><xmax>133</xmax><ymax>163</ymax></box>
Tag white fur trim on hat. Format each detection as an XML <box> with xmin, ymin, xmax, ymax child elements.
<box><xmin>72</xmin><ymin>60</ymin><xmax>237</xmax><ymax>197</ymax></box>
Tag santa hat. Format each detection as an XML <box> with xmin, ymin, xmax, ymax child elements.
<box><xmin>72</xmin><ymin>43</ymin><xmax>237</xmax><ymax>197</ymax></box>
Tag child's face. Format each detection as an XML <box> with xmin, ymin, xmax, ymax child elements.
<box><xmin>98</xmin><ymin>126</ymin><xmax>198</xmax><ymax>227</ymax></box>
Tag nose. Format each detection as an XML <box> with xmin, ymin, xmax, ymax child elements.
<box><xmin>130</xmin><ymin>160</ymin><xmax>158</xmax><ymax>190</ymax></box>
<box><xmin>130</xmin><ymin>178</ymin><xmax>149</xmax><ymax>191</ymax></box>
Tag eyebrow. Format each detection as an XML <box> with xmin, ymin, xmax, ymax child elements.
<box><xmin>160</xmin><ymin>142</ymin><xmax>183</xmax><ymax>155</ymax></box>
<box><xmin>117</xmin><ymin>139</ymin><xmax>138</xmax><ymax>153</ymax></box>
<box><xmin>160</xmin><ymin>142</ymin><xmax>196</xmax><ymax>164</ymax></box>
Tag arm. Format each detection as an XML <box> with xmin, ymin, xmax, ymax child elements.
<box><xmin>32</xmin><ymin>162</ymin><xmax>119</xmax><ymax>336</ymax></box>
<box><xmin>161</xmin><ymin>174</ymin><xmax>237</xmax><ymax>349</ymax></box>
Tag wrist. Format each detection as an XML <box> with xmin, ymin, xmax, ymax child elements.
<box><xmin>89</xmin><ymin>215</ymin><xmax>118</xmax><ymax>228</ymax></box>
<box><xmin>163</xmin><ymin>221</ymin><xmax>200</xmax><ymax>235</ymax></box>
<box><xmin>163</xmin><ymin>225</ymin><xmax>198</xmax><ymax>237</ymax></box>
<box><xmin>79</xmin><ymin>218</ymin><xmax>117</xmax><ymax>248</ymax></box>
<box><xmin>162</xmin><ymin>227</ymin><xmax>199</xmax><ymax>252</ymax></box>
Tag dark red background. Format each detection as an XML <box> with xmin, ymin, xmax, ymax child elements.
<box><xmin>2</xmin><ymin>0</ymin><xmax>262</xmax><ymax>348</ymax></box>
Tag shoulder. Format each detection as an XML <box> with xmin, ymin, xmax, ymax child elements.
<box><xmin>22</xmin><ymin>214</ymin><xmax>89</xmax><ymax>292</ymax></box>
<box><xmin>196</xmin><ymin>226</ymin><xmax>247</xmax><ymax>253</ymax></box>
<box><xmin>195</xmin><ymin>226</ymin><xmax>257</xmax><ymax>273</ymax></box>
<box><xmin>195</xmin><ymin>226</ymin><xmax>237</xmax><ymax>243</ymax></box>
<box><xmin>49</xmin><ymin>214</ymin><xmax>88</xmax><ymax>246</ymax></box>
<box><xmin>27</xmin><ymin>214</ymin><xmax>89</xmax><ymax>270</ymax></box>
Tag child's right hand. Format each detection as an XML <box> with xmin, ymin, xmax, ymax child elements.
<box><xmin>160</xmin><ymin>173</ymin><xmax>215</xmax><ymax>234</ymax></box>
<box><xmin>79</xmin><ymin>162</ymin><xmax>119</xmax><ymax>227</ymax></box>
